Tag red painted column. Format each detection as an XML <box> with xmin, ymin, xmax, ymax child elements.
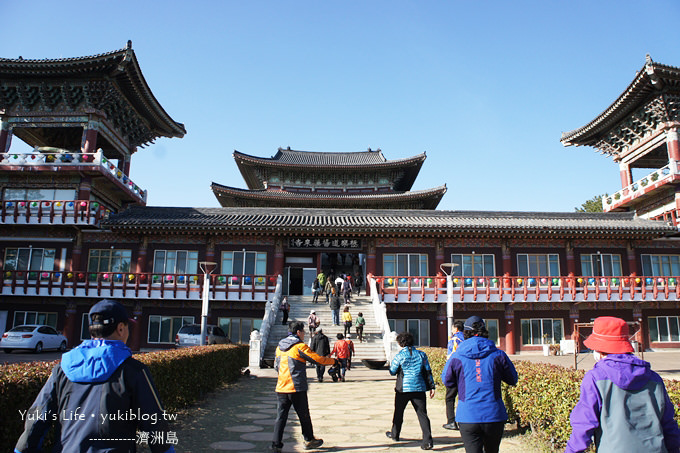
<box><xmin>619</xmin><ymin>162</ymin><xmax>632</xmax><ymax>188</ymax></box>
<box><xmin>627</xmin><ymin>245</ymin><xmax>638</xmax><ymax>276</ymax></box>
<box><xmin>62</xmin><ymin>302</ymin><xmax>79</xmax><ymax>346</ymax></box>
<box><xmin>365</xmin><ymin>240</ymin><xmax>376</xmax><ymax>297</ymax></box>
<box><xmin>273</xmin><ymin>239</ymin><xmax>284</xmax><ymax>277</ymax></box>
<box><xmin>81</xmin><ymin>127</ymin><xmax>98</xmax><ymax>154</ymax></box>
<box><xmin>667</xmin><ymin>127</ymin><xmax>680</xmax><ymax>161</ymax></box>
<box><xmin>71</xmin><ymin>246</ymin><xmax>82</xmax><ymax>273</ymax></box>
<box><xmin>435</xmin><ymin>240</ymin><xmax>445</xmax><ymax>274</ymax></box>
<box><xmin>77</xmin><ymin>177</ymin><xmax>92</xmax><ymax>201</ymax></box>
<box><xmin>566</xmin><ymin>242</ymin><xmax>576</xmax><ymax>276</ymax></box>
<box><xmin>129</xmin><ymin>302</ymin><xmax>143</xmax><ymax>351</ymax></box>
<box><xmin>504</xmin><ymin>305</ymin><xmax>516</xmax><ymax>355</ymax></box>
<box><xmin>123</xmin><ymin>157</ymin><xmax>131</xmax><ymax>176</ymax></box>
<box><xmin>136</xmin><ymin>248</ymin><xmax>148</xmax><ymax>274</ymax></box>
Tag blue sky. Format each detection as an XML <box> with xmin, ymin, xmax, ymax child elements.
<box><xmin>4</xmin><ymin>1</ymin><xmax>680</xmax><ymax>211</ymax></box>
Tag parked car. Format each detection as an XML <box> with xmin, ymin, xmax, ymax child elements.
<box><xmin>1</xmin><ymin>325</ymin><xmax>68</xmax><ymax>353</ymax></box>
<box><xmin>175</xmin><ymin>324</ymin><xmax>230</xmax><ymax>348</ymax></box>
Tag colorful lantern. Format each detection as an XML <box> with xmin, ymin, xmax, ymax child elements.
<box><xmin>600</xmin><ymin>278</ymin><xmax>607</xmax><ymax>284</ymax></box>
<box><xmin>4</xmin><ymin>271</ymin><xmax>11</xmax><ymax>278</ymax></box>
<box><xmin>413</xmin><ymin>278</ymin><xmax>419</xmax><ymax>284</ymax></box>
<box><xmin>646</xmin><ymin>278</ymin><xmax>653</xmax><ymax>285</ymax></box>
<box><xmin>528</xmin><ymin>278</ymin><xmax>535</xmax><ymax>285</ymax></box>
<box><xmin>166</xmin><ymin>275</ymin><xmax>173</xmax><ymax>281</ymax></box>
<box><xmin>115</xmin><ymin>274</ymin><xmax>122</xmax><ymax>279</ymax></box>
<box><xmin>80</xmin><ymin>201</ymin><xmax>87</xmax><ymax>207</ymax></box>
<box><xmin>611</xmin><ymin>278</ymin><xmax>618</xmax><ymax>285</ymax></box>
<box><xmin>427</xmin><ymin>278</ymin><xmax>432</xmax><ymax>284</ymax></box>
<box><xmin>491</xmin><ymin>278</ymin><xmax>498</xmax><ymax>284</ymax></box>
<box><xmin>218</xmin><ymin>276</ymin><xmax>226</xmax><ymax>284</ymax></box>
<box><xmin>387</xmin><ymin>278</ymin><xmax>393</xmax><ymax>285</ymax></box>
<box><xmin>453</xmin><ymin>278</ymin><xmax>459</xmax><ymax>284</ymax></box>
<box><xmin>478</xmin><ymin>278</ymin><xmax>484</xmax><ymax>284</ymax></box>
<box><xmin>128</xmin><ymin>274</ymin><xmax>135</xmax><ymax>281</ymax></box>
<box><xmin>41</xmin><ymin>272</ymin><xmax>49</xmax><ymax>278</ymax></box>
<box><xmin>31</xmin><ymin>201</ymin><xmax>38</xmax><ymax>207</ymax></box>
<box><xmin>465</xmin><ymin>278</ymin><xmax>472</xmax><ymax>285</ymax></box>
<box><xmin>269</xmin><ymin>276</ymin><xmax>277</xmax><ymax>284</ymax></box>
<box><xmin>245</xmin><ymin>276</ymin><xmax>252</xmax><ymax>284</ymax></box>
<box><xmin>231</xmin><ymin>276</ymin><xmax>239</xmax><ymax>283</ymax></box>
<box><xmin>516</xmin><ymin>278</ymin><xmax>523</xmax><ymax>284</ymax></box>
<box><xmin>588</xmin><ymin>278</ymin><xmax>595</xmax><ymax>285</ymax></box>
<box><xmin>67</xmin><ymin>272</ymin><xmax>74</xmax><ymax>279</ymax></box>
<box><xmin>400</xmin><ymin>278</ymin><xmax>407</xmax><ymax>284</ymax></box>
<box><xmin>577</xmin><ymin>278</ymin><xmax>583</xmax><ymax>284</ymax></box>
<box><xmin>56</xmin><ymin>202</ymin><xmax>62</xmax><ymax>207</ymax></box>
<box><xmin>103</xmin><ymin>273</ymin><xmax>109</xmax><ymax>279</ymax></box>
<box><xmin>635</xmin><ymin>278</ymin><xmax>641</xmax><ymax>284</ymax></box>
<box><xmin>540</xmin><ymin>278</ymin><xmax>547</xmax><ymax>284</ymax></box>
<box><xmin>669</xmin><ymin>278</ymin><xmax>676</xmax><ymax>285</ymax></box>
<box><xmin>552</xmin><ymin>278</ymin><xmax>559</xmax><ymax>285</ymax></box>
<box><xmin>178</xmin><ymin>276</ymin><xmax>185</xmax><ymax>283</ymax></box>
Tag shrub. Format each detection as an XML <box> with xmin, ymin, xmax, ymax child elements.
<box><xmin>0</xmin><ymin>344</ymin><xmax>247</xmax><ymax>452</ymax></box>
<box><xmin>419</xmin><ymin>346</ymin><xmax>447</xmax><ymax>387</ymax></box>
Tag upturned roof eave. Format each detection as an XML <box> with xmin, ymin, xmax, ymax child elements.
<box><xmin>561</xmin><ymin>59</ymin><xmax>680</xmax><ymax>147</ymax></box>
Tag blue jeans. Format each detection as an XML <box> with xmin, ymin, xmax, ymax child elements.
<box><xmin>332</xmin><ymin>309</ymin><xmax>340</xmax><ymax>325</ymax></box>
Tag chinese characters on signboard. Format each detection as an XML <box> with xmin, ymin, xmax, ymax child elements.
<box><xmin>288</xmin><ymin>238</ymin><xmax>361</xmax><ymax>249</ymax></box>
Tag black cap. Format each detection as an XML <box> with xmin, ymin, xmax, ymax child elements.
<box><xmin>464</xmin><ymin>315</ymin><xmax>485</xmax><ymax>331</ymax></box>
<box><xmin>89</xmin><ymin>299</ymin><xmax>131</xmax><ymax>326</ymax></box>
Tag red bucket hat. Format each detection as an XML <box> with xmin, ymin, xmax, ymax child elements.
<box><xmin>583</xmin><ymin>316</ymin><xmax>634</xmax><ymax>354</ymax></box>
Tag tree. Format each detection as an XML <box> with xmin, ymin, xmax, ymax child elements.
<box><xmin>575</xmin><ymin>194</ymin><xmax>607</xmax><ymax>213</ymax></box>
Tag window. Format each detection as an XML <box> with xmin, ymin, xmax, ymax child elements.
<box><xmin>13</xmin><ymin>311</ymin><xmax>57</xmax><ymax>329</ymax></box>
<box><xmin>218</xmin><ymin>317</ymin><xmax>263</xmax><ymax>344</ymax></box>
<box><xmin>221</xmin><ymin>251</ymin><xmax>267</xmax><ymax>285</ymax></box>
<box><xmin>4</xmin><ymin>248</ymin><xmax>56</xmax><ymax>279</ymax></box>
<box><xmin>88</xmin><ymin>249</ymin><xmax>132</xmax><ymax>273</ymax></box>
<box><xmin>388</xmin><ymin>319</ymin><xmax>430</xmax><ymax>346</ymax></box>
<box><xmin>147</xmin><ymin>315</ymin><xmax>194</xmax><ymax>344</ymax></box>
<box><xmin>3</xmin><ymin>188</ymin><xmax>76</xmax><ymax>201</ymax></box>
<box><xmin>521</xmin><ymin>318</ymin><xmax>563</xmax><ymax>345</ymax></box>
<box><xmin>451</xmin><ymin>254</ymin><xmax>496</xmax><ymax>286</ymax></box>
<box><xmin>517</xmin><ymin>254</ymin><xmax>560</xmax><ymax>277</ymax></box>
<box><xmin>641</xmin><ymin>255</ymin><xmax>680</xmax><ymax>277</ymax></box>
<box><xmin>383</xmin><ymin>254</ymin><xmax>428</xmax><ymax>287</ymax></box>
<box><xmin>580</xmin><ymin>253</ymin><xmax>622</xmax><ymax>277</ymax></box>
<box><xmin>153</xmin><ymin>250</ymin><xmax>198</xmax><ymax>275</ymax></box>
<box><xmin>648</xmin><ymin>316</ymin><xmax>680</xmax><ymax>342</ymax></box>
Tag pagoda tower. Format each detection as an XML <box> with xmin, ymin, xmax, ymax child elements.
<box><xmin>211</xmin><ymin>147</ymin><xmax>446</xmax><ymax>209</ymax></box>
<box><xmin>561</xmin><ymin>55</ymin><xmax>680</xmax><ymax>224</ymax></box>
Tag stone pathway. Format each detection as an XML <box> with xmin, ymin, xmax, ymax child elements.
<box><xmin>171</xmin><ymin>366</ymin><xmax>534</xmax><ymax>452</ymax></box>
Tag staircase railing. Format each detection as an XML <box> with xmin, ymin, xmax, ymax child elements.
<box><xmin>368</xmin><ymin>274</ymin><xmax>398</xmax><ymax>362</ymax></box>
<box><xmin>249</xmin><ymin>274</ymin><xmax>283</xmax><ymax>368</ymax></box>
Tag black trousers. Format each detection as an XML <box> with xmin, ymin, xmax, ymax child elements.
<box><xmin>281</xmin><ymin>310</ymin><xmax>288</xmax><ymax>325</ymax></box>
<box><xmin>445</xmin><ymin>385</ymin><xmax>458</xmax><ymax>424</ymax></box>
<box><xmin>390</xmin><ymin>391</ymin><xmax>432</xmax><ymax>446</ymax></box>
<box><xmin>273</xmin><ymin>392</ymin><xmax>314</xmax><ymax>448</ymax></box>
<box><xmin>458</xmin><ymin>421</ymin><xmax>505</xmax><ymax>453</ymax></box>
<box><xmin>315</xmin><ymin>364</ymin><xmax>326</xmax><ymax>381</ymax></box>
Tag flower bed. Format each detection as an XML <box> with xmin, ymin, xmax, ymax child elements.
<box><xmin>0</xmin><ymin>344</ymin><xmax>247</xmax><ymax>451</ymax></box>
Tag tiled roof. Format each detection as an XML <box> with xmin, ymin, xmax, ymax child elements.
<box><xmin>105</xmin><ymin>207</ymin><xmax>676</xmax><ymax>238</ymax></box>
<box><xmin>0</xmin><ymin>42</ymin><xmax>186</xmax><ymax>143</ymax></box>
<box><xmin>561</xmin><ymin>58</ymin><xmax>680</xmax><ymax>147</ymax></box>
<box><xmin>233</xmin><ymin>149</ymin><xmax>426</xmax><ymax>167</ymax></box>
<box><xmin>210</xmin><ymin>184</ymin><xmax>446</xmax><ymax>209</ymax></box>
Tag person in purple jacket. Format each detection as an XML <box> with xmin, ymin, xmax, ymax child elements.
<box><xmin>441</xmin><ymin>316</ymin><xmax>517</xmax><ymax>453</ymax></box>
<box><xmin>566</xmin><ymin>316</ymin><xmax>680</xmax><ymax>453</ymax></box>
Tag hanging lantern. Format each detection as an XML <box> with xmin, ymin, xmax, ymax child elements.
<box><xmin>528</xmin><ymin>278</ymin><xmax>536</xmax><ymax>285</ymax></box>
<box><xmin>231</xmin><ymin>276</ymin><xmax>239</xmax><ymax>283</ymax></box>
<box><xmin>552</xmin><ymin>278</ymin><xmax>559</xmax><ymax>285</ymax></box>
<box><xmin>400</xmin><ymin>278</ymin><xmax>407</xmax><ymax>284</ymax></box>
<box><xmin>128</xmin><ymin>274</ymin><xmax>135</xmax><ymax>281</ymax></box>
<box><xmin>413</xmin><ymin>278</ymin><xmax>419</xmax><ymax>284</ymax></box>
<box><xmin>4</xmin><ymin>271</ymin><xmax>11</xmax><ymax>278</ymax></box>
<box><xmin>516</xmin><ymin>278</ymin><xmax>523</xmax><ymax>284</ymax></box>
<box><xmin>669</xmin><ymin>278</ymin><xmax>676</xmax><ymax>285</ymax></box>
<box><xmin>635</xmin><ymin>278</ymin><xmax>641</xmax><ymax>284</ymax></box>
<box><xmin>66</xmin><ymin>272</ymin><xmax>73</xmax><ymax>279</ymax></box>
<box><xmin>453</xmin><ymin>278</ymin><xmax>459</xmax><ymax>284</ymax></box>
<box><xmin>245</xmin><ymin>276</ymin><xmax>252</xmax><ymax>284</ymax></box>
<box><xmin>31</xmin><ymin>201</ymin><xmax>38</xmax><ymax>207</ymax></box>
<box><xmin>427</xmin><ymin>278</ymin><xmax>433</xmax><ymax>284</ymax></box>
<box><xmin>588</xmin><ymin>278</ymin><xmax>595</xmax><ymax>285</ymax></box>
<box><xmin>491</xmin><ymin>278</ymin><xmax>498</xmax><ymax>284</ymax></box>
<box><xmin>577</xmin><ymin>278</ymin><xmax>583</xmax><ymax>284</ymax></box>
<box><xmin>269</xmin><ymin>276</ymin><xmax>277</xmax><ymax>284</ymax></box>
<box><xmin>387</xmin><ymin>278</ymin><xmax>393</xmax><ymax>285</ymax></box>
<box><xmin>41</xmin><ymin>272</ymin><xmax>49</xmax><ymax>278</ymax></box>
<box><xmin>103</xmin><ymin>273</ymin><xmax>109</xmax><ymax>279</ymax></box>
<box><xmin>219</xmin><ymin>276</ymin><xmax>226</xmax><ymax>284</ymax></box>
<box><xmin>645</xmin><ymin>278</ymin><xmax>653</xmax><ymax>285</ymax></box>
<box><xmin>540</xmin><ymin>278</ymin><xmax>547</xmax><ymax>284</ymax></box>
<box><xmin>611</xmin><ymin>278</ymin><xmax>618</xmax><ymax>285</ymax></box>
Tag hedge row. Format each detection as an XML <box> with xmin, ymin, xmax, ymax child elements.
<box><xmin>421</xmin><ymin>347</ymin><xmax>680</xmax><ymax>451</ymax></box>
<box><xmin>0</xmin><ymin>344</ymin><xmax>247</xmax><ymax>452</ymax></box>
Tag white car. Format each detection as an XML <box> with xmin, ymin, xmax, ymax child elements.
<box><xmin>1</xmin><ymin>324</ymin><xmax>68</xmax><ymax>353</ymax></box>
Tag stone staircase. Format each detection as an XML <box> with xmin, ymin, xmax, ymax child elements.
<box><xmin>262</xmin><ymin>294</ymin><xmax>386</xmax><ymax>366</ymax></box>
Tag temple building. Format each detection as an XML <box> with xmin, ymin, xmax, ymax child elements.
<box><xmin>1</xmin><ymin>45</ymin><xmax>679</xmax><ymax>356</ymax></box>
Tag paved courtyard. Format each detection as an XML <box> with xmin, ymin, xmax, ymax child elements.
<box><xmin>169</xmin><ymin>351</ymin><xmax>680</xmax><ymax>452</ymax></box>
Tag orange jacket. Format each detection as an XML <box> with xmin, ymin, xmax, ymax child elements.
<box><xmin>332</xmin><ymin>339</ymin><xmax>354</xmax><ymax>359</ymax></box>
<box><xmin>275</xmin><ymin>334</ymin><xmax>334</xmax><ymax>393</ymax></box>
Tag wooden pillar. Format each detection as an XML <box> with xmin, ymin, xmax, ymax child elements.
<box><xmin>136</xmin><ymin>238</ymin><xmax>148</xmax><ymax>274</ymax></box>
<box><xmin>435</xmin><ymin>240</ymin><xmax>445</xmax><ymax>274</ymax></box>
<box><xmin>123</xmin><ymin>155</ymin><xmax>131</xmax><ymax>175</ymax></box>
<box><xmin>667</xmin><ymin>127</ymin><xmax>680</xmax><ymax>162</ymax></box>
<box><xmin>365</xmin><ymin>240</ymin><xmax>376</xmax><ymax>297</ymax></box>
<box><xmin>627</xmin><ymin>243</ymin><xmax>638</xmax><ymax>275</ymax></box>
<box><xmin>0</xmin><ymin>121</ymin><xmax>12</xmax><ymax>153</ymax></box>
<box><xmin>81</xmin><ymin>126</ymin><xmax>98</xmax><ymax>154</ymax></box>
<box><xmin>501</xmin><ymin>242</ymin><xmax>512</xmax><ymax>275</ymax></box>
<box><xmin>77</xmin><ymin>177</ymin><xmax>92</xmax><ymax>201</ymax></box>
<box><xmin>129</xmin><ymin>302</ymin><xmax>143</xmax><ymax>352</ymax></box>
<box><xmin>619</xmin><ymin>161</ymin><xmax>632</xmax><ymax>188</ymax></box>
<box><xmin>62</xmin><ymin>302</ymin><xmax>79</xmax><ymax>346</ymax></box>
<box><xmin>273</xmin><ymin>239</ymin><xmax>284</xmax><ymax>277</ymax></box>
<box><xmin>504</xmin><ymin>305</ymin><xmax>516</xmax><ymax>355</ymax></box>
<box><xmin>566</xmin><ymin>241</ymin><xmax>576</xmax><ymax>275</ymax></box>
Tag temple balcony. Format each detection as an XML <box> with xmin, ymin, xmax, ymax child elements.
<box><xmin>0</xmin><ymin>150</ymin><xmax>147</xmax><ymax>204</ymax></box>
<box><xmin>3</xmin><ymin>271</ymin><xmax>679</xmax><ymax>303</ymax></box>
<box><xmin>1</xmin><ymin>271</ymin><xmax>277</xmax><ymax>302</ymax></box>
<box><xmin>373</xmin><ymin>275</ymin><xmax>680</xmax><ymax>303</ymax></box>
<box><xmin>0</xmin><ymin>200</ymin><xmax>107</xmax><ymax>226</ymax></box>
<box><xmin>602</xmin><ymin>163</ymin><xmax>680</xmax><ymax>212</ymax></box>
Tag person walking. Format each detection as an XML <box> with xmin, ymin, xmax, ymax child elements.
<box><xmin>565</xmin><ymin>316</ymin><xmax>680</xmax><ymax>453</ymax></box>
<box><xmin>386</xmin><ymin>331</ymin><xmax>436</xmax><ymax>450</ymax></box>
<box><xmin>331</xmin><ymin>333</ymin><xmax>351</xmax><ymax>382</ymax></box>
<box><xmin>441</xmin><ymin>316</ymin><xmax>518</xmax><ymax>453</ymax></box>
<box><xmin>355</xmin><ymin>312</ymin><xmax>366</xmax><ymax>342</ymax></box>
<box><xmin>324</xmin><ymin>278</ymin><xmax>335</xmax><ymax>304</ymax></box>
<box><xmin>354</xmin><ymin>272</ymin><xmax>363</xmax><ymax>296</ymax></box>
<box><xmin>14</xmin><ymin>299</ymin><xmax>175</xmax><ymax>453</ymax></box>
<box><xmin>271</xmin><ymin>321</ymin><xmax>336</xmax><ymax>453</ymax></box>
<box><xmin>335</xmin><ymin>274</ymin><xmax>344</xmax><ymax>295</ymax></box>
<box><xmin>330</xmin><ymin>288</ymin><xmax>341</xmax><ymax>325</ymax></box>
<box><xmin>443</xmin><ymin>320</ymin><xmax>465</xmax><ymax>431</ymax></box>
<box><xmin>307</xmin><ymin>310</ymin><xmax>320</xmax><ymax>337</ymax></box>
<box><xmin>310</xmin><ymin>327</ymin><xmax>331</xmax><ymax>383</ymax></box>
<box><xmin>311</xmin><ymin>278</ymin><xmax>321</xmax><ymax>303</ymax></box>
<box><xmin>342</xmin><ymin>306</ymin><xmax>353</xmax><ymax>337</ymax></box>
<box><xmin>345</xmin><ymin>335</ymin><xmax>356</xmax><ymax>370</ymax></box>
<box><xmin>279</xmin><ymin>296</ymin><xmax>290</xmax><ymax>325</ymax></box>
<box><xmin>317</xmin><ymin>271</ymin><xmax>326</xmax><ymax>296</ymax></box>
<box><xmin>342</xmin><ymin>276</ymin><xmax>353</xmax><ymax>304</ymax></box>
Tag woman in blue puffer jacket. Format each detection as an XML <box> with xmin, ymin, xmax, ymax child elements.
<box><xmin>387</xmin><ymin>331</ymin><xmax>436</xmax><ymax>450</ymax></box>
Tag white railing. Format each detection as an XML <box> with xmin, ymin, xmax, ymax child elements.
<box><xmin>0</xmin><ymin>149</ymin><xmax>147</xmax><ymax>202</ymax></box>
<box><xmin>249</xmin><ymin>274</ymin><xmax>283</xmax><ymax>367</ymax></box>
<box><xmin>603</xmin><ymin>164</ymin><xmax>674</xmax><ymax>211</ymax></box>
<box><xmin>369</xmin><ymin>275</ymin><xmax>398</xmax><ymax>362</ymax></box>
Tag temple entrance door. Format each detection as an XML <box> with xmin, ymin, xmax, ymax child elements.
<box><xmin>321</xmin><ymin>253</ymin><xmax>366</xmax><ymax>280</ymax></box>
<box><xmin>285</xmin><ymin>267</ymin><xmax>317</xmax><ymax>296</ymax></box>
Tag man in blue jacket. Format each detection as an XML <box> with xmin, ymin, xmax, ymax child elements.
<box><xmin>566</xmin><ymin>316</ymin><xmax>680</xmax><ymax>453</ymax></box>
<box><xmin>441</xmin><ymin>316</ymin><xmax>517</xmax><ymax>453</ymax></box>
<box><xmin>15</xmin><ymin>299</ymin><xmax>175</xmax><ymax>453</ymax></box>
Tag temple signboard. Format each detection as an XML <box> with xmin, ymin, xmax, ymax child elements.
<box><xmin>288</xmin><ymin>237</ymin><xmax>361</xmax><ymax>250</ymax></box>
